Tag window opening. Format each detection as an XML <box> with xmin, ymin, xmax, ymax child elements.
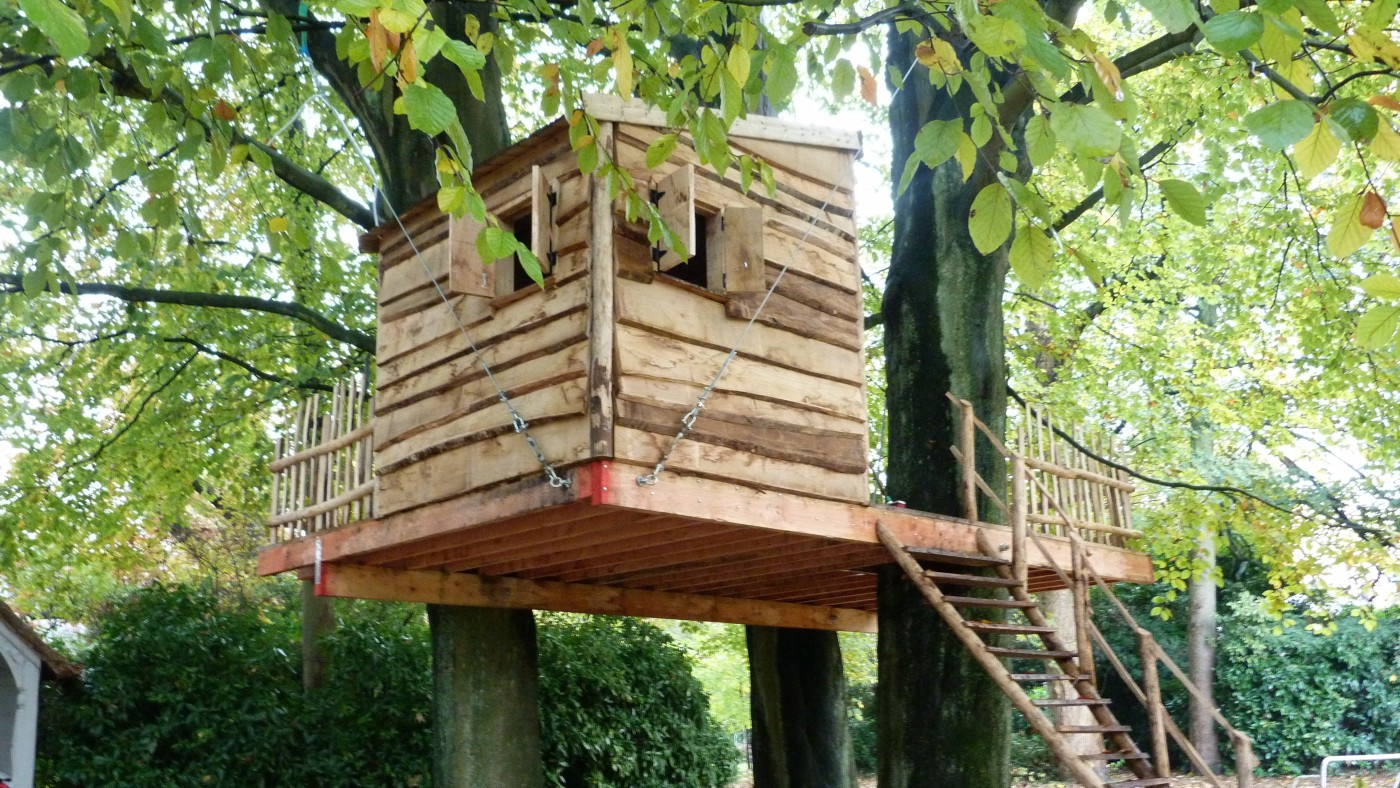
<box><xmin>660</xmin><ymin>211</ymin><xmax>711</xmax><ymax>289</ymax></box>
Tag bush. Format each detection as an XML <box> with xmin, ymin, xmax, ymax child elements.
<box><xmin>37</xmin><ymin>583</ymin><xmax>738</xmax><ymax>787</ymax></box>
<box><xmin>847</xmin><ymin>682</ymin><xmax>877</xmax><ymax>775</ymax></box>
<box><xmin>538</xmin><ymin>614</ymin><xmax>738</xmax><ymax>788</ymax></box>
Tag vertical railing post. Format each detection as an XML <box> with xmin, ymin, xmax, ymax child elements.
<box><xmin>1231</xmin><ymin>731</ymin><xmax>1255</xmax><ymax>788</ymax></box>
<box><xmin>1138</xmin><ymin>630</ymin><xmax>1170</xmax><ymax>778</ymax></box>
<box><xmin>957</xmin><ymin>399</ymin><xmax>978</xmax><ymax>521</ymax></box>
<box><xmin>1010</xmin><ymin>454</ymin><xmax>1028</xmax><ymax>585</ymax></box>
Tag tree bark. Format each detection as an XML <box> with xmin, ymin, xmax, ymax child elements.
<box><xmin>1040</xmin><ymin>590</ymin><xmax>1105</xmax><ymax>777</ymax></box>
<box><xmin>300</xmin><ymin>580</ymin><xmax>336</xmax><ymax>691</ymax></box>
<box><xmin>878</xmin><ymin>27</ymin><xmax>1016</xmax><ymax>788</ymax></box>
<box><xmin>429</xmin><ymin>605</ymin><xmax>544</xmax><ymax>788</ymax></box>
<box><xmin>1187</xmin><ymin>423</ymin><xmax>1221</xmax><ymax>773</ymax></box>
<box><xmin>747</xmin><ymin>626</ymin><xmax>857</xmax><ymax>788</ymax></box>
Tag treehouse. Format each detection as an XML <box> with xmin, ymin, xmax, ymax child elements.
<box><xmin>255</xmin><ymin>98</ymin><xmax>1266</xmax><ymax>788</ymax></box>
<box><xmin>257</xmin><ymin>95</ymin><xmax>1154</xmax><ymax>631</ymax></box>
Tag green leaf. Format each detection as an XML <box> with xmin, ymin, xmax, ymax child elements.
<box><xmin>968</xmin><ymin>182</ymin><xmax>1013</xmax><ymax>254</ymax></box>
<box><xmin>1294</xmin><ymin>0</ymin><xmax>1340</xmax><ymax>33</ymax></box>
<box><xmin>955</xmin><ymin>133</ymin><xmax>977</xmax><ymax>181</ymax></box>
<box><xmin>1360</xmin><ymin>273</ymin><xmax>1400</xmax><ymax>300</ymax></box>
<box><xmin>896</xmin><ymin>152</ymin><xmax>921</xmax><ymax>196</ymax></box>
<box><xmin>1159</xmin><ymin>178</ymin><xmax>1209</xmax><ymax>226</ymax></box>
<box><xmin>1328</xmin><ymin>98</ymin><xmax>1379</xmax><ymax>142</ymax></box>
<box><xmin>966</xmin><ymin>15</ymin><xmax>1025</xmax><ymax>58</ymax></box>
<box><xmin>1204</xmin><ymin>11</ymin><xmax>1265</xmax><ymax>52</ymax></box>
<box><xmin>441</xmin><ymin>40</ymin><xmax>486</xmax><ymax>76</ymax></box>
<box><xmin>1139</xmin><ymin>0</ymin><xmax>1198</xmax><ymax>32</ymax></box>
<box><xmin>1009</xmin><ymin>224</ymin><xmax>1055</xmax><ymax>289</ymax></box>
<box><xmin>1355</xmin><ymin>305</ymin><xmax>1400</xmax><ymax>349</ymax></box>
<box><xmin>476</xmin><ymin>225</ymin><xmax>515</xmax><ymax>264</ymax></box>
<box><xmin>1049</xmin><ymin>103</ymin><xmax>1121</xmax><ymax>158</ymax></box>
<box><xmin>18</xmin><ymin>0</ymin><xmax>89</xmax><ymax>59</ymax></box>
<box><xmin>764</xmin><ymin>50</ymin><xmax>798</xmax><ymax>109</ymax></box>
<box><xmin>913</xmin><ymin>120</ymin><xmax>962</xmax><ymax>169</ymax></box>
<box><xmin>1327</xmin><ymin>194</ymin><xmax>1375</xmax><ymax>258</ymax></box>
<box><xmin>645</xmin><ymin>134</ymin><xmax>678</xmax><ymax>169</ymax></box>
<box><xmin>831</xmin><ymin>59</ymin><xmax>856</xmax><ymax>100</ymax></box>
<box><xmin>1293</xmin><ymin>120</ymin><xmax>1339</xmax><ymax>180</ymax></box>
<box><xmin>1025</xmin><ymin>114</ymin><xmax>1056</xmax><ymax>167</ymax></box>
<box><xmin>437</xmin><ymin>184</ymin><xmax>467</xmax><ymax>216</ymax></box>
<box><xmin>401</xmin><ymin>82</ymin><xmax>456</xmax><ymax>136</ymax></box>
<box><xmin>1244</xmin><ymin>100</ymin><xmax>1315</xmax><ymax>149</ymax></box>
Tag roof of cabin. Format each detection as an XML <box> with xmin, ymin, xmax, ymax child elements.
<box><xmin>0</xmin><ymin>601</ymin><xmax>80</xmax><ymax>681</ymax></box>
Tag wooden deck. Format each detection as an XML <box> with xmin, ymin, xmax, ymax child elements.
<box><xmin>259</xmin><ymin>460</ymin><xmax>1154</xmax><ymax>633</ymax></box>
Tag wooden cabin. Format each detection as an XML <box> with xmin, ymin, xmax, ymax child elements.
<box><xmin>258</xmin><ymin>96</ymin><xmax>1154</xmax><ymax>634</ymax></box>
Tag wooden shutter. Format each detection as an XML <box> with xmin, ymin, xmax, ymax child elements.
<box><xmin>531</xmin><ymin>165</ymin><xmax>559</xmax><ymax>275</ymax></box>
<box><xmin>652</xmin><ymin>164</ymin><xmax>695</xmax><ymax>271</ymax></box>
<box><xmin>446</xmin><ymin>212</ymin><xmax>493</xmax><ymax>297</ymax></box>
<box><xmin>707</xmin><ymin>206</ymin><xmax>764</xmax><ymax>294</ymax></box>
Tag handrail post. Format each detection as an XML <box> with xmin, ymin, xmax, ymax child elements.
<box><xmin>958</xmin><ymin>399</ymin><xmax>978</xmax><ymax>521</ymax></box>
<box><xmin>1010</xmin><ymin>454</ymin><xmax>1028</xmax><ymax>586</ymax></box>
<box><xmin>1138</xmin><ymin>630</ymin><xmax>1170</xmax><ymax>778</ymax></box>
<box><xmin>1231</xmin><ymin>731</ymin><xmax>1255</xmax><ymax>788</ymax></box>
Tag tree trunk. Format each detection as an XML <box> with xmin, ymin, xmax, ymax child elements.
<box><xmin>429</xmin><ymin>605</ymin><xmax>544</xmax><ymax>788</ymax></box>
<box><xmin>1187</xmin><ymin>422</ymin><xmax>1221</xmax><ymax>773</ymax></box>
<box><xmin>1040</xmin><ymin>590</ymin><xmax>1105</xmax><ymax>777</ymax></box>
<box><xmin>747</xmin><ymin>626</ymin><xmax>856</xmax><ymax>788</ymax></box>
<box><xmin>300</xmin><ymin>580</ymin><xmax>336</xmax><ymax>691</ymax></box>
<box><xmin>878</xmin><ymin>28</ymin><xmax>1015</xmax><ymax>788</ymax></box>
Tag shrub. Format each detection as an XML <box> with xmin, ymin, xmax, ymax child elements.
<box><xmin>37</xmin><ymin>583</ymin><xmax>738</xmax><ymax>787</ymax></box>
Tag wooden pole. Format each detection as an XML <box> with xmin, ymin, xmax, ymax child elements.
<box><xmin>1231</xmin><ymin>731</ymin><xmax>1255</xmax><ymax>788</ymax></box>
<box><xmin>1071</xmin><ymin>540</ymin><xmax>1094</xmax><ymax>684</ymax></box>
<box><xmin>957</xmin><ymin>399</ymin><xmax>978</xmax><ymax>521</ymax></box>
<box><xmin>1011</xmin><ymin>454</ymin><xmax>1028</xmax><ymax>586</ymax></box>
<box><xmin>1139</xmin><ymin>630</ymin><xmax>1170</xmax><ymax>778</ymax></box>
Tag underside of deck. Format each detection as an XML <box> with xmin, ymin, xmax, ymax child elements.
<box><xmin>258</xmin><ymin>460</ymin><xmax>1154</xmax><ymax>632</ymax></box>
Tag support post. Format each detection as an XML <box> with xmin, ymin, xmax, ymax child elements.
<box><xmin>1231</xmin><ymin>732</ymin><xmax>1255</xmax><ymax>788</ymax></box>
<box><xmin>1070</xmin><ymin>540</ymin><xmax>1094</xmax><ymax>683</ymax></box>
<box><xmin>1138</xmin><ymin>630</ymin><xmax>1169</xmax><ymax>779</ymax></box>
<box><xmin>1010</xmin><ymin>454</ymin><xmax>1027</xmax><ymax>586</ymax></box>
<box><xmin>958</xmin><ymin>399</ymin><xmax>978</xmax><ymax>521</ymax></box>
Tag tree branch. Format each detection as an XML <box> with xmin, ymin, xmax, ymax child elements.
<box><xmin>163</xmin><ymin>336</ymin><xmax>337</xmax><ymax>391</ymax></box>
<box><xmin>0</xmin><ymin>275</ymin><xmax>375</xmax><ymax>354</ymax></box>
<box><xmin>1051</xmin><ymin>135</ymin><xmax>1180</xmax><ymax>233</ymax></box>
<box><xmin>802</xmin><ymin>4</ymin><xmax>923</xmax><ymax>36</ymax></box>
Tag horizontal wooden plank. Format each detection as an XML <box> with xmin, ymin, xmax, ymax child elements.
<box><xmin>725</xmin><ymin>291</ymin><xmax>862</xmax><ymax>352</ymax></box>
<box><xmin>616</xmin><ymin>324</ymin><xmax>865</xmax><ymax>418</ymax></box>
<box><xmin>381</xmin><ymin>230</ymin><xmax>451</xmax><ymax>305</ymax></box>
<box><xmin>617</xmin><ymin>376</ymin><xmax>864</xmax><ymax>435</ymax></box>
<box><xmin>378</xmin><ymin>273</ymin><xmax>590</xmax><ymax>386</ymax></box>
<box><xmin>728</xmin><ymin>135</ymin><xmax>856</xmax><ymax>194</ymax></box>
<box><xmin>378</xmin><ymin>211</ymin><xmax>451</xmax><ymax>265</ymax></box>
<box><xmin>377</xmin><ymin>417</ymin><xmax>591</xmax><ymax>516</ymax></box>
<box><xmin>317</xmin><ymin>563</ymin><xmax>878</xmax><ymax>633</ymax></box>
<box><xmin>440</xmin><ymin>515</ymin><xmax>688</xmax><ymax>575</ymax></box>
<box><xmin>378</xmin><ymin>308</ymin><xmax>588</xmax><ymax>414</ymax></box>
<box><xmin>615</xmin><ymin>124</ymin><xmax>854</xmax><ymax>214</ymax></box>
<box><xmin>584</xmin><ymin>94</ymin><xmax>862</xmax><ymax>152</ymax></box>
<box><xmin>766</xmin><ymin>263</ymin><xmax>863</xmax><ymax>322</ymax></box>
<box><xmin>376</xmin><ymin>336</ymin><xmax>588</xmax><ymax>441</ymax></box>
<box><xmin>616</xmin><ymin>397</ymin><xmax>867</xmax><ymax>475</ymax></box>
<box><xmin>615</xmin><ymin>278</ymin><xmax>862</xmax><ymax>382</ymax></box>
<box><xmin>377</xmin><ymin>378</ymin><xmax>588</xmax><ymax>473</ymax></box>
<box><xmin>613</xmin><ymin>425</ymin><xmax>869</xmax><ymax>503</ymax></box>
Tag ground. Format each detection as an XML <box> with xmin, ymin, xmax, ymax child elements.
<box><xmin>730</xmin><ymin>769</ymin><xmax>1400</xmax><ymax>787</ymax></box>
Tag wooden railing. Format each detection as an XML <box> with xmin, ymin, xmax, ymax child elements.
<box><xmin>268</xmin><ymin>377</ymin><xmax>376</xmax><ymax>542</ymax></box>
<box><xmin>949</xmin><ymin>394</ymin><xmax>1256</xmax><ymax>786</ymax></box>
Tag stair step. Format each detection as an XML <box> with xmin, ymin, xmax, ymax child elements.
<box><xmin>904</xmin><ymin>545</ymin><xmax>1010</xmax><ymax>567</ymax></box>
<box><xmin>1010</xmin><ymin>673</ymin><xmax>1091</xmax><ymax>682</ymax></box>
<box><xmin>1032</xmin><ymin>697</ymin><xmax>1111</xmax><ymax>707</ymax></box>
<box><xmin>1081</xmin><ymin>751</ymin><xmax>1149</xmax><ymax>761</ymax></box>
<box><xmin>987</xmin><ymin>647</ymin><xmax>1078</xmax><ymax>659</ymax></box>
<box><xmin>943</xmin><ymin>595</ymin><xmax>1036</xmax><ymax>609</ymax></box>
<box><xmin>1106</xmin><ymin>779</ymin><xmax>1171</xmax><ymax>787</ymax></box>
<box><xmin>923</xmin><ymin>570</ymin><xmax>1021</xmax><ymax>589</ymax></box>
<box><xmin>1057</xmin><ymin>724</ymin><xmax>1132</xmax><ymax>734</ymax></box>
<box><xmin>965</xmin><ymin>621</ymin><xmax>1057</xmax><ymax>636</ymax></box>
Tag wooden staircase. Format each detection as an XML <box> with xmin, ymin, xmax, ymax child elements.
<box><xmin>881</xmin><ymin>525</ymin><xmax>1169</xmax><ymax>788</ymax></box>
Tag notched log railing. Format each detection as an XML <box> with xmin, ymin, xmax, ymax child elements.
<box><xmin>949</xmin><ymin>394</ymin><xmax>1256</xmax><ymax>787</ymax></box>
<box><xmin>269</xmin><ymin>377</ymin><xmax>376</xmax><ymax>542</ymax></box>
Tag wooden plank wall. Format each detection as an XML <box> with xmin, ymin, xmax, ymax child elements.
<box><xmin>373</xmin><ymin>131</ymin><xmax>595</xmax><ymax>516</ymax></box>
<box><xmin>610</xmin><ymin>123</ymin><xmax>869</xmax><ymax>503</ymax></box>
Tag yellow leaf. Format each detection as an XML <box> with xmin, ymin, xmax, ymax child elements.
<box><xmin>916</xmin><ymin>37</ymin><xmax>962</xmax><ymax>75</ymax></box>
<box><xmin>1373</xmin><ymin>121</ymin><xmax>1400</xmax><ymax>162</ymax></box>
<box><xmin>367</xmin><ymin>10</ymin><xmax>388</xmax><ymax>70</ymax></box>
<box><xmin>858</xmin><ymin>65</ymin><xmax>878</xmax><ymax>106</ymax></box>
<box><xmin>726</xmin><ymin>44</ymin><xmax>750</xmax><ymax>85</ymax></box>
<box><xmin>955</xmin><ymin>132</ymin><xmax>976</xmax><ymax>181</ymax></box>
<box><xmin>612</xmin><ymin>33</ymin><xmax>633</xmax><ymax>96</ymax></box>
<box><xmin>1294</xmin><ymin>121</ymin><xmax>1339</xmax><ymax>180</ymax></box>
<box><xmin>267</xmin><ymin>217</ymin><xmax>289</xmax><ymax>234</ymax></box>
<box><xmin>399</xmin><ymin>36</ymin><xmax>418</xmax><ymax>83</ymax></box>
<box><xmin>1327</xmin><ymin>193</ymin><xmax>1375</xmax><ymax>257</ymax></box>
<box><xmin>1092</xmin><ymin>53</ymin><xmax>1122</xmax><ymax>101</ymax></box>
<box><xmin>1350</xmin><ymin>25</ymin><xmax>1400</xmax><ymax>69</ymax></box>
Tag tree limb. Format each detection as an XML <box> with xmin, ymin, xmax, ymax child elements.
<box><xmin>163</xmin><ymin>336</ymin><xmax>337</xmax><ymax>391</ymax></box>
<box><xmin>0</xmin><ymin>275</ymin><xmax>376</xmax><ymax>354</ymax></box>
<box><xmin>1052</xmin><ymin>135</ymin><xmax>1181</xmax><ymax>233</ymax></box>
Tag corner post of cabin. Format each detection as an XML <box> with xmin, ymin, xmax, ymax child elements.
<box><xmin>1138</xmin><ymin>628</ymin><xmax>1170</xmax><ymax>778</ymax></box>
<box><xmin>1010</xmin><ymin>453</ymin><xmax>1027</xmax><ymax>585</ymax></box>
<box><xmin>587</xmin><ymin>119</ymin><xmax>617</xmax><ymax>458</ymax></box>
